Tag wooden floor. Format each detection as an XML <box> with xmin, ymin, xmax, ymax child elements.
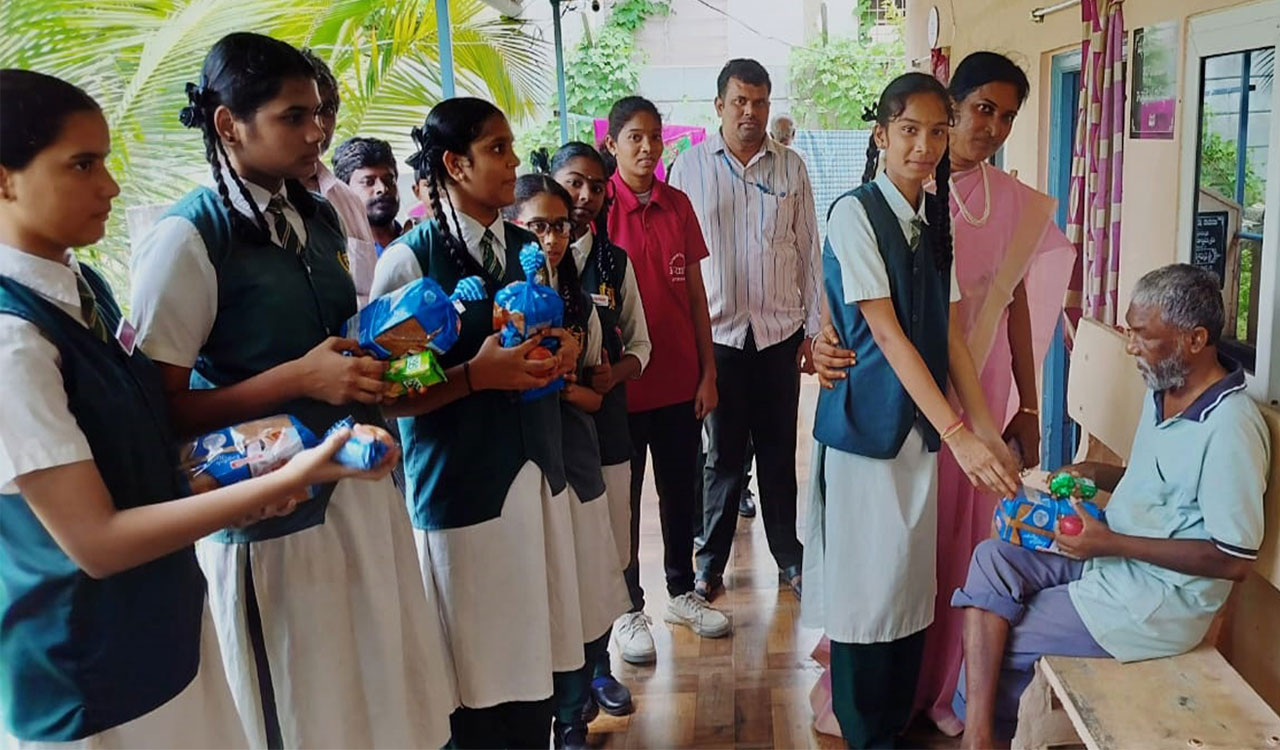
<box><xmin>587</xmin><ymin>379</ymin><xmax>959</xmax><ymax>749</ymax></box>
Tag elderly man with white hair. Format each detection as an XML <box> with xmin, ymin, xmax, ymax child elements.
<box><xmin>951</xmin><ymin>264</ymin><xmax>1271</xmax><ymax>748</ymax></box>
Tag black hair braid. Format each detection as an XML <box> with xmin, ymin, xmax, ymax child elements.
<box><xmin>425</xmin><ymin>164</ymin><xmax>480</xmax><ymax>284</ymax></box>
<box><xmin>210</xmin><ymin>135</ymin><xmax>272</xmax><ymax>243</ymax></box>
<box><xmin>593</xmin><ymin>195</ymin><xmax>619</xmax><ymax>297</ymax></box>
<box><xmin>557</xmin><ymin>247</ymin><xmax>585</xmax><ymax>335</ymax></box>
<box><xmin>928</xmin><ymin>149</ymin><xmax>954</xmax><ymax>274</ymax></box>
<box><xmin>861</xmin><ymin>138</ymin><xmax>879</xmax><ymax>186</ymax></box>
<box><xmin>860</xmin><ymin>103</ymin><xmax>880</xmax><ymax>185</ymax></box>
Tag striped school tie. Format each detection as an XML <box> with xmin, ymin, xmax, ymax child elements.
<box><xmin>909</xmin><ymin>217</ymin><xmax>926</xmax><ymax>252</ymax></box>
<box><xmin>479</xmin><ymin>229</ymin><xmax>502</xmax><ymax>278</ymax></box>
<box><xmin>266</xmin><ymin>196</ymin><xmax>304</xmax><ymax>255</ymax></box>
<box><xmin>75</xmin><ymin>272</ymin><xmax>111</xmax><ymax>344</ymax></box>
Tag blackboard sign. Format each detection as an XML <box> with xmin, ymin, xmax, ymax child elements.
<box><xmin>1193</xmin><ymin>211</ymin><xmax>1229</xmax><ymax>284</ymax></box>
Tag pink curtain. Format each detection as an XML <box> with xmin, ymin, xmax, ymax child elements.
<box><xmin>1065</xmin><ymin>0</ymin><xmax>1126</xmax><ymax>330</ymax></box>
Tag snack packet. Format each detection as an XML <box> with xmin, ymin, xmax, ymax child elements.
<box><xmin>326</xmin><ymin>416</ymin><xmax>391</xmax><ymax>471</ymax></box>
<box><xmin>994</xmin><ymin>486</ymin><xmax>1105</xmax><ymax>554</ymax></box>
<box><xmin>341</xmin><ymin>276</ymin><xmax>461</xmax><ymax>359</ymax></box>
<box><xmin>492</xmin><ymin>244</ymin><xmax>565</xmax><ymax>402</ymax></box>
<box><xmin>181</xmin><ymin>415</ymin><xmax>318</xmax><ymax>500</ymax></box>
<box><xmin>384</xmin><ymin>350</ymin><xmax>447</xmax><ymax>398</ymax></box>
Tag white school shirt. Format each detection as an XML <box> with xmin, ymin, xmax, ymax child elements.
<box><xmin>130</xmin><ymin>178</ymin><xmax>309</xmax><ymax>369</ymax></box>
<box><xmin>826</xmin><ymin>170</ymin><xmax>961</xmax><ymax>306</ymax></box>
<box><xmin>569</xmin><ymin>229</ymin><xmax>652</xmax><ymax>371</ymax></box>
<box><xmin>372</xmin><ymin>213</ymin><xmax>507</xmax><ymax>297</ymax></box>
<box><xmin>669</xmin><ymin>131</ymin><xmax>822</xmax><ymax>349</ymax></box>
<box><xmin>0</xmin><ymin>244</ymin><xmax>95</xmax><ymax>493</ymax></box>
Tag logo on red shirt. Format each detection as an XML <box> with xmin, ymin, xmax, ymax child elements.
<box><xmin>668</xmin><ymin>252</ymin><xmax>686</xmax><ymax>283</ymax></box>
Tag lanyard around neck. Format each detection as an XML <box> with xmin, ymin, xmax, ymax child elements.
<box><xmin>719</xmin><ymin>151</ymin><xmax>785</xmax><ymax>198</ymax></box>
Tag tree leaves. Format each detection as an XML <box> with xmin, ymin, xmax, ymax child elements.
<box><xmin>1</xmin><ymin>0</ymin><xmax>548</xmax><ymax>292</ymax></box>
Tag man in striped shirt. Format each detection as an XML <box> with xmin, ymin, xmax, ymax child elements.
<box><xmin>670</xmin><ymin>58</ymin><xmax>822</xmax><ymax>602</ymax></box>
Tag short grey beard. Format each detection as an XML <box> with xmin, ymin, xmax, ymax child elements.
<box><xmin>1137</xmin><ymin>347</ymin><xmax>1191</xmax><ymax>391</ymax></box>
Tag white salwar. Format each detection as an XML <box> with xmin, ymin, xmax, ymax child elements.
<box><xmin>417</xmin><ymin>461</ymin><xmax>586</xmax><ymax>708</ymax></box>
<box><xmin>197</xmin><ymin>477</ymin><xmax>457</xmax><ymax>748</ymax></box>
<box><xmin>3</xmin><ymin>605</ymin><xmax>247</xmax><ymax>750</ymax></box>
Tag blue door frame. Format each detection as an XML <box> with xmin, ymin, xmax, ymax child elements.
<box><xmin>1042</xmin><ymin>50</ymin><xmax>1082</xmax><ymax>470</ymax></box>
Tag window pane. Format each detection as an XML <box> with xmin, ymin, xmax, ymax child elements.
<box><xmin>1193</xmin><ymin>46</ymin><xmax>1273</xmax><ymax>368</ymax></box>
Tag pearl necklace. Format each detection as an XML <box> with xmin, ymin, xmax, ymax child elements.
<box><xmin>949</xmin><ymin>161</ymin><xmax>991</xmax><ymax>227</ymax></box>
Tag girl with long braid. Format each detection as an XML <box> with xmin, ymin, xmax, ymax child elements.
<box><xmin>800</xmin><ymin>72</ymin><xmax>1019</xmax><ymax>748</ymax></box>
<box><xmin>370</xmin><ymin>97</ymin><xmax>586</xmax><ymax>749</ymax></box>
<box><xmin>129</xmin><ymin>33</ymin><xmax>457</xmax><ymax>748</ymax></box>
<box><xmin>504</xmin><ymin>167</ymin><xmax>630</xmax><ymax>748</ymax></box>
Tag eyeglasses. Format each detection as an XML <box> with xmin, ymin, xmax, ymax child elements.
<box><xmin>522</xmin><ymin>218</ymin><xmax>575</xmax><ymax>236</ymax></box>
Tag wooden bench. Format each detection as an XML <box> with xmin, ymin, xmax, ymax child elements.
<box><xmin>1011</xmin><ymin>319</ymin><xmax>1280</xmax><ymax>749</ymax></box>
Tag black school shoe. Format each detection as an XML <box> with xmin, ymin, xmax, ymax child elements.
<box><xmin>590</xmin><ymin>675</ymin><xmax>634</xmax><ymax>716</ymax></box>
<box><xmin>553</xmin><ymin>720</ymin><xmax>589</xmax><ymax>750</ymax></box>
<box><xmin>738</xmin><ymin>489</ymin><xmax>757</xmax><ymax>518</ymax></box>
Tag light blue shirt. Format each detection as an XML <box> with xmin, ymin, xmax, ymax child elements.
<box><xmin>1070</xmin><ymin>358</ymin><xmax>1269</xmax><ymax>661</ymax></box>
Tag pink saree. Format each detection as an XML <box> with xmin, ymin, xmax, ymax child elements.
<box><xmin>809</xmin><ymin>165</ymin><xmax>1076</xmax><ymax>739</ymax></box>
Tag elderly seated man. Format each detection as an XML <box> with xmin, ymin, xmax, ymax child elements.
<box><xmin>953</xmin><ymin>264</ymin><xmax>1270</xmax><ymax>748</ymax></box>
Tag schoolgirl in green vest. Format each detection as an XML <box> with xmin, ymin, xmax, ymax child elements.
<box><xmin>800</xmin><ymin>72</ymin><xmax>1021</xmax><ymax>748</ymax></box>
<box><xmin>0</xmin><ymin>69</ymin><xmax>396</xmax><ymax>748</ymax></box>
<box><xmin>505</xmin><ymin>170</ymin><xmax>631</xmax><ymax>749</ymax></box>
<box><xmin>128</xmin><ymin>34</ymin><xmax>457</xmax><ymax>749</ymax></box>
<box><xmin>550</xmin><ymin>141</ymin><xmax>650</xmax><ymax>719</ymax></box>
<box><xmin>370</xmin><ymin>97</ymin><xmax>585</xmax><ymax>749</ymax></box>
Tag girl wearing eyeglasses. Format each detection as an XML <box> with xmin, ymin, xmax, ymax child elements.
<box><xmin>505</xmin><ymin>165</ymin><xmax>630</xmax><ymax>749</ymax></box>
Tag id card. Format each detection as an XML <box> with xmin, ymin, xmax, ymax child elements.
<box><xmin>115</xmin><ymin>318</ymin><xmax>137</xmax><ymax>356</ymax></box>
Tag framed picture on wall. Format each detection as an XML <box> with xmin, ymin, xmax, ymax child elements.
<box><xmin>1130</xmin><ymin>21</ymin><xmax>1179</xmax><ymax>139</ymax></box>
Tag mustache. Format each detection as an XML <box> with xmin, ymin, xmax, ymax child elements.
<box><xmin>366</xmin><ymin>195</ymin><xmax>397</xmax><ymax>211</ymax></box>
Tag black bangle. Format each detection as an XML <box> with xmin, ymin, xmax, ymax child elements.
<box><xmin>463</xmin><ymin>362</ymin><xmax>474</xmax><ymax>393</ymax></box>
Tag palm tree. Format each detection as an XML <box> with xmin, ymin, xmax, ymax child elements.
<box><xmin>0</xmin><ymin>0</ymin><xmax>549</xmax><ymax>291</ymax></box>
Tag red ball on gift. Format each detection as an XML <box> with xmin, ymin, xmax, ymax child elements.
<box><xmin>1059</xmin><ymin>515</ymin><xmax>1084</xmax><ymax>536</ymax></box>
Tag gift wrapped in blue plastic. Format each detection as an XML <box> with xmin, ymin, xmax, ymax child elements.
<box><xmin>994</xmin><ymin>487</ymin><xmax>1106</xmax><ymax>554</ymax></box>
<box><xmin>181</xmin><ymin>415</ymin><xmax>318</xmax><ymax>499</ymax></box>
<box><xmin>326</xmin><ymin>416</ymin><xmax>390</xmax><ymax>471</ymax></box>
<box><xmin>341</xmin><ymin>276</ymin><xmax>462</xmax><ymax>359</ymax></box>
<box><xmin>492</xmin><ymin>244</ymin><xmax>565</xmax><ymax>402</ymax></box>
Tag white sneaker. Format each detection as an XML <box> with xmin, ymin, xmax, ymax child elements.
<box><xmin>614</xmin><ymin>612</ymin><xmax>656</xmax><ymax>664</ymax></box>
<box><xmin>665</xmin><ymin>592</ymin><xmax>731</xmax><ymax>638</ymax></box>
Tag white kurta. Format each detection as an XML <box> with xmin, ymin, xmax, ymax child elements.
<box><xmin>4</xmin><ymin>605</ymin><xmax>247</xmax><ymax>750</ymax></box>
<box><xmin>417</xmin><ymin>461</ymin><xmax>585</xmax><ymax>708</ymax></box>
<box><xmin>197</xmin><ymin>477</ymin><xmax>457</xmax><ymax>748</ymax></box>
<box><xmin>801</xmin><ymin>431</ymin><xmax>939</xmax><ymax>643</ymax></box>
<box><xmin>600</xmin><ymin>462</ymin><xmax>633</xmax><ymax>570</ymax></box>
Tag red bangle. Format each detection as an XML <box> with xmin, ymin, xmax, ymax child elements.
<box><xmin>940</xmin><ymin>419</ymin><xmax>964</xmax><ymax>441</ymax></box>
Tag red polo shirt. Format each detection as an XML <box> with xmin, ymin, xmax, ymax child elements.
<box><xmin>607</xmin><ymin>172</ymin><xmax>710</xmax><ymax>413</ymax></box>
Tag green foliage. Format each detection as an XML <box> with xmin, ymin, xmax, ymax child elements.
<box><xmin>1</xmin><ymin>0</ymin><xmax>548</xmax><ymax>293</ymax></box>
<box><xmin>1199</xmin><ymin>125</ymin><xmax>1265</xmax><ymax>208</ymax></box>
<box><xmin>519</xmin><ymin>0</ymin><xmax>668</xmax><ymax>156</ymax></box>
<box><xmin>788</xmin><ymin>6</ymin><xmax>905</xmax><ymax>130</ymax></box>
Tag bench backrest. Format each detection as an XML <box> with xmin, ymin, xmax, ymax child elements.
<box><xmin>1066</xmin><ymin>318</ymin><xmax>1146</xmax><ymax>462</ymax></box>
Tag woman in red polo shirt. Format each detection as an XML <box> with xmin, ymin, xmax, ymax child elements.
<box><xmin>602</xmin><ymin>96</ymin><xmax>729</xmax><ymax>663</ymax></box>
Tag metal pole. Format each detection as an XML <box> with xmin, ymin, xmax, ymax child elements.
<box><xmin>1030</xmin><ymin>0</ymin><xmax>1081</xmax><ymax>23</ymax></box>
<box><xmin>551</xmin><ymin>0</ymin><xmax>570</xmax><ymax>145</ymax></box>
<box><xmin>437</xmin><ymin>0</ymin><xmax>457</xmax><ymax>99</ymax></box>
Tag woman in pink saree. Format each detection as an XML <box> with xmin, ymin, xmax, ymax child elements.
<box><xmin>809</xmin><ymin>52</ymin><xmax>1076</xmax><ymax>741</ymax></box>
